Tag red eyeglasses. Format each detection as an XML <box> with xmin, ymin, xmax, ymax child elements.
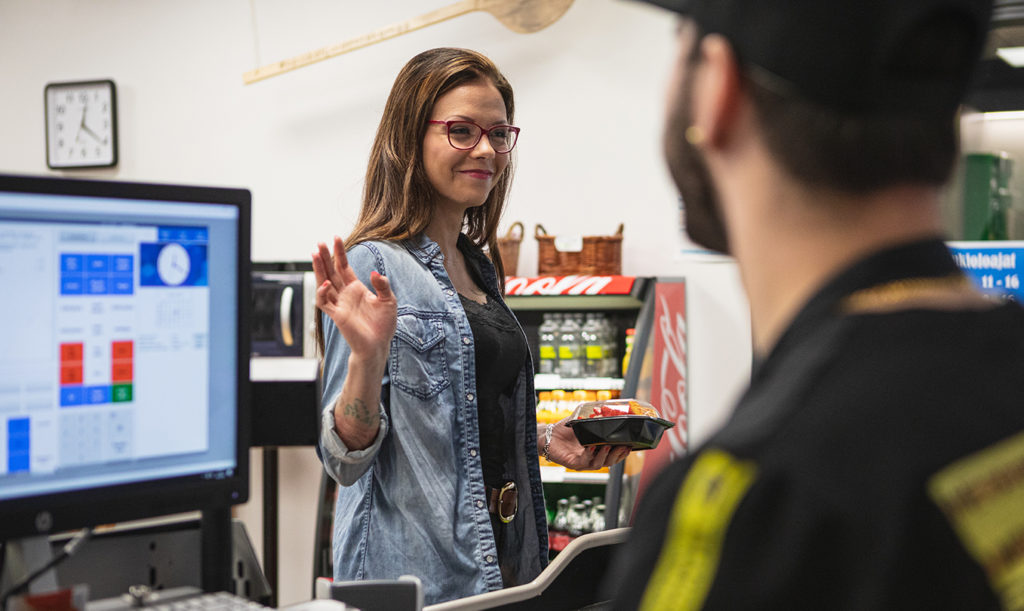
<box><xmin>428</xmin><ymin>120</ymin><xmax>520</xmax><ymax>153</ymax></box>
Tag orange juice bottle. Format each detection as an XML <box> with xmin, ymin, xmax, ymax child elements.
<box><xmin>536</xmin><ymin>391</ymin><xmax>553</xmax><ymax>423</ymax></box>
<box><xmin>551</xmin><ymin>389</ymin><xmax>568</xmax><ymax>422</ymax></box>
<box><xmin>572</xmin><ymin>390</ymin><xmax>588</xmax><ymax>417</ymax></box>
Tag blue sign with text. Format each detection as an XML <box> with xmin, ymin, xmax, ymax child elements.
<box><xmin>948</xmin><ymin>241</ymin><xmax>1024</xmax><ymax>302</ymax></box>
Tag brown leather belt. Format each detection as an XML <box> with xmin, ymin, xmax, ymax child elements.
<box><xmin>486</xmin><ymin>481</ymin><xmax>518</xmax><ymax>523</ymax></box>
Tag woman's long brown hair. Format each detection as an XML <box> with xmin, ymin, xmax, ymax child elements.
<box><xmin>315</xmin><ymin>48</ymin><xmax>517</xmax><ymax>356</ymax></box>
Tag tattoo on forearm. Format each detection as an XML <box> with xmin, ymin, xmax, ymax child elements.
<box><xmin>343</xmin><ymin>398</ymin><xmax>374</xmax><ymax>426</ymax></box>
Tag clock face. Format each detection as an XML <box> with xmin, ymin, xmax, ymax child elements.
<box><xmin>45</xmin><ymin>80</ymin><xmax>118</xmax><ymax>169</ymax></box>
<box><xmin>156</xmin><ymin>243</ymin><xmax>191</xmax><ymax>286</ymax></box>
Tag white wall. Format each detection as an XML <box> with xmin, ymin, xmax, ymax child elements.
<box><xmin>0</xmin><ymin>0</ymin><xmax>693</xmax><ymax>273</ymax></box>
<box><xmin>0</xmin><ymin>0</ymin><xmax>752</xmax><ymax>605</ymax></box>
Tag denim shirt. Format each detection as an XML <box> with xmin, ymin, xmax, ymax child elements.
<box><xmin>317</xmin><ymin>234</ymin><xmax>548</xmax><ymax>606</ymax></box>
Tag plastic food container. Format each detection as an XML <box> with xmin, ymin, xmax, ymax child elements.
<box><xmin>565</xmin><ymin>399</ymin><xmax>674</xmax><ymax>450</ymax></box>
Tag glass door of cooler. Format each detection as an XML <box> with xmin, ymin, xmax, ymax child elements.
<box><xmin>512</xmin><ymin>276</ymin><xmax>693</xmax><ymax>543</ymax></box>
<box><xmin>605</xmin><ymin>277</ymin><xmax>690</xmax><ymax>531</ymax></box>
<box><xmin>505</xmin><ymin>276</ymin><xmax>651</xmax><ymax>556</ymax></box>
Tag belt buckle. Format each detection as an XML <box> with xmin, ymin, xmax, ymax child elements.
<box><xmin>498</xmin><ymin>481</ymin><xmax>517</xmax><ymax>524</ymax></box>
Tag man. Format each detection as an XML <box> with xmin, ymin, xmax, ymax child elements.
<box><xmin>609</xmin><ymin>0</ymin><xmax>1024</xmax><ymax>609</ymax></box>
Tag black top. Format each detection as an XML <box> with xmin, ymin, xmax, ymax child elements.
<box><xmin>458</xmin><ymin>240</ymin><xmax>528</xmax><ymax>487</ymax></box>
<box><xmin>608</xmin><ymin>238</ymin><xmax>1024</xmax><ymax>610</ymax></box>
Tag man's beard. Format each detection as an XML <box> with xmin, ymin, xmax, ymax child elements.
<box><xmin>663</xmin><ymin>78</ymin><xmax>730</xmax><ymax>254</ymax></box>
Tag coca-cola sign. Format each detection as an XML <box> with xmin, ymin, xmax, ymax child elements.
<box><xmin>634</xmin><ymin>280</ymin><xmax>688</xmax><ymax>507</ymax></box>
<box><xmin>504</xmin><ymin>275</ymin><xmax>635</xmax><ymax>296</ymax></box>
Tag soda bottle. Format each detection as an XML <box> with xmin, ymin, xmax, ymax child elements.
<box><xmin>549</xmin><ymin>498</ymin><xmax>571</xmax><ymax>552</ymax></box>
<box><xmin>582</xmin><ymin>314</ymin><xmax>604</xmax><ymax>377</ymax></box>
<box><xmin>600</xmin><ymin>315</ymin><xmax>618</xmax><ymax>378</ymax></box>
<box><xmin>538</xmin><ymin>313</ymin><xmax>559</xmax><ymax>374</ymax></box>
<box><xmin>589</xmin><ymin>496</ymin><xmax>603</xmax><ymax>527</ymax></box>
<box><xmin>557</xmin><ymin>313</ymin><xmax>582</xmax><ymax>378</ymax></box>
<box><xmin>591</xmin><ymin>504</ymin><xmax>606</xmax><ymax>533</ymax></box>
<box><xmin>552</xmin><ymin>498</ymin><xmax>570</xmax><ymax>531</ymax></box>
<box><xmin>622</xmin><ymin>328</ymin><xmax>635</xmax><ymax>377</ymax></box>
<box><xmin>567</xmin><ymin>503</ymin><xmax>591</xmax><ymax>538</ymax></box>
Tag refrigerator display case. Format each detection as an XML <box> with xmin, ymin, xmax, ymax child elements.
<box><xmin>312</xmin><ymin>274</ymin><xmax>692</xmax><ymax>578</ymax></box>
<box><xmin>502</xmin><ymin>275</ymin><xmax>692</xmax><ymax>549</ymax></box>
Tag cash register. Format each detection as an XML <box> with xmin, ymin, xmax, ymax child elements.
<box><xmin>0</xmin><ymin>173</ymin><xmax>269</xmax><ymax>609</ymax></box>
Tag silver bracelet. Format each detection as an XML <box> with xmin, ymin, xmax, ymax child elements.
<box><xmin>542</xmin><ymin>423</ymin><xmax>555</xmax><ymax>461</ymax></box>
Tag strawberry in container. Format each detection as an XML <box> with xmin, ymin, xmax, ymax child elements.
<box><xmin>566</xmin><ymin>399</ymin><xmax>674</xmax><ymax>450</ymax></box>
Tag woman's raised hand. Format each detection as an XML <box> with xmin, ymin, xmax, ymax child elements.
<box><xmin>312</xmin><ymin>237</ymin><xmax>397</xmax><ymax>362</ymax></box>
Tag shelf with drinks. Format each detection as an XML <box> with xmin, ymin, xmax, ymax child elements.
<box><xmin>545</xmin><ymin>449</ymin><xmax>667</xmax><ymax>555</ymax></box>
<box><xmin>536</xmin><ymin>311</ymin><xmax>627</xmax><ymax>379</ymax></box>
<box><xmin>506</xmin><ymin>282</ymin><xmax>651</xmax><ymax>542</ymax></box>
<box><xmin>517</xmin><ymin>298</ymin><xmax>643</xmax><ymax>488</ymax></box>
<box><xmin>546</xmin><ymin>494</ymin><xmax>608</xmax><ymax>556</ymax></box>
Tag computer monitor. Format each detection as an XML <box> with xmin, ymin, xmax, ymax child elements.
<box><xmin>0</xmin><ymin>174</ymin><xmax>250</xmax><ymax>544</ymax></box>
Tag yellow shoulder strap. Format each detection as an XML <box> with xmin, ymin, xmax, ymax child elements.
<box><xmin>640</xmin><ymin>448</ymin><xmax>757</xmax><ymax>611</ymax></box>
<box><xmin>929</xmin><ymin>429</ymin><xmax>1024</xmax><ymax>610</ymax></box>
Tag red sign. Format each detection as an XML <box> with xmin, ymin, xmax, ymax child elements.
<box><xmin>634</xmin><ymin>281</ymin><xmax>689</xmax><ymax>510</ymax></box>
<box><xmin>504</xmin><ymin>275</ymin><xmax>635</xmax><ymax>296</ymax></box>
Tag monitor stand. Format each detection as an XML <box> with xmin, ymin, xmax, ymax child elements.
<box><xmin>200</xmin><ymin>505</ymin><xmax>232</xmax><ymax>594</ymax></box>
<box><xmin>1</xmin><ymin>535</ymin><xmax>59</xmax><ymax>597</ymax></box>
<box><xmin>1</xmin><ymin>507</ymin><xmax>234</xmax><ymax>604</ymax></box>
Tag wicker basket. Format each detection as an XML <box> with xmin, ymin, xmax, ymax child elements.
<box><xmin>496</xmin><ymin>221</ymin><xmax>524</xmax><ymax>277</ymax></box>
<box><xmin>536</xmin><ymin>223</ymin><xmax>624</xmax><ymax>276</ymax></box>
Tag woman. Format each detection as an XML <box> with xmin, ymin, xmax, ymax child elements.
<box><xmin>312</xmin><ymin>47</ymin><xmax>629</xmax><ymax>605</ymax></box>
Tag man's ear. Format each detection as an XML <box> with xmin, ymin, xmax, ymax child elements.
<box><xmin>691</xmin><ymin>34</ymin><xmax>744</xmax><ymax>150</ymax></box>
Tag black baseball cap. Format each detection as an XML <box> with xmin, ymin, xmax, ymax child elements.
<box><xmin>640</xmin><ymin>0</ymin><xmax>994</xmax><ymax>115</ymax></box>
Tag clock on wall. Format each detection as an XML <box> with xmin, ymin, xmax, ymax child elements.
<box><xmin>44</xmin><ymin>79</ymin><xmax>118</xmax><ymax>170</ymax></box>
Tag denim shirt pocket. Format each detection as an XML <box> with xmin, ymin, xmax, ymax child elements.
<box><xmin>390</xmin><ymin>311</ymin><xmax>452</xmax><ymax>400</ymax></box>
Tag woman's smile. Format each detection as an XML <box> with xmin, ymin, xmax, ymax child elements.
<box><xmin>459</xmin><ymin>168</ymin><xmax>494</xmax><ymax>180</ymax></box>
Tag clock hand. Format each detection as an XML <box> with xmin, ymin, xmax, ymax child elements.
<box><xmin>79</xmin><ymin>123</ymin><xmax>105</xmax><ymax>144</ymax></box>
<box><xmin>72</xmin><ymin>105</ymin><xmax>88</xmax><ymax>143</ymax></box>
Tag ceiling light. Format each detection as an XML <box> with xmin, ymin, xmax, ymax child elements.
<box><xmin>981</xmin><ymin>110</ymin><xmax>1024</xmax><ymax>121</ymax></box>
<box><xmin>996</xmin><ymin>46</ymin><xmax>1024</xmax><ymax>67</ymax></box>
